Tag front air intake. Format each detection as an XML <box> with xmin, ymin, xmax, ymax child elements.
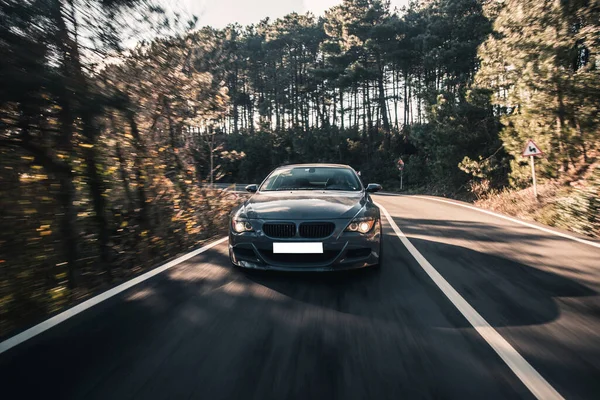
<box><xmin>263</xmin><ymin>223</ymin><xmax>296</xmax><ymax>238</ymax></box>
<box><xmin>299</xmin><ymin>222</ymin><xmax>335</xmax><ymax>239</ymax></box>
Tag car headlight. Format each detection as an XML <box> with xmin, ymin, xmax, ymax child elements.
<box><xmin>345</xmin><ymin>217</ymin><xmax>376</xmax><ymax>234</ymax></box>
<box><xmin>232</xmin><ymin>218</ymin><xmax>254</xmax><ymax>233</ymax></box>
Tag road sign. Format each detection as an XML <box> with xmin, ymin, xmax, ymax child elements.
<box><xmin>522</xmin><ymin>139</ymin><xmax>543</xmax><ymax>200</ymax></box>
<box><xmin>522</xmin><ymin>139</ymin><xmax>543</xmax><ymax>157</ymax></box>
<box><xmin>397</xmin><ymin>158</ymin><xmax>405</xmax><ymax>190</ymax></box>
<box><xmin>397</xmin><ymin>158</ymin><xmax>404</xmax><ymax>171</ymax></box>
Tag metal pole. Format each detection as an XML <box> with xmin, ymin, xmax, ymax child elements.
<box><xmin>400</xmin><ymin>170</ymin><xmax>403</xmax><ymax>191</ymax></box>
<box><xmin>530</xmin><ymin>156</ymin><xmax>538</xmax><ymax>199</ymax></box>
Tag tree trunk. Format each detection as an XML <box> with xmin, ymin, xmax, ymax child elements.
<box><xmin>83</xmin><ymin>144</ymin><xmax>111</xmax><ymax>279</ymax></box>
<box><xmin>575</xmin><ymin>119</ymin><xmax>588</xmax><ymax>163</ymax></box>
<box><xmin>116</xmin><ymin>142</ymin><xmax>134</xmax><ymax>209</ymax></box>
<box><xmin>164</xmin><ymin>99</ymin><xmax>186</xmax><ymax>176</ymax></box>
<box><xmin>321</xmin><ymin>85</ymin><xmax>328</xmax><ymax>128</ymax></box>
<box><xmin>556</xmin><ymin>82</ymin><xmax>569</xmax><ymax>173</ymax></box>
<box><xmin>50</xmin><ymin>1</ymin><xmax>81</xmax><ymax>288</ymax></box>
<box><xmin>353</xmin><ymin>86</ymin><xmax>358</xmax><ymax>130</ymax></box>
<box><xmin>340</xmin><ymin>89</ymin><xmax>345</xmax><ymax>130</ymax></box>
<box><xmin>126</xmin><ymin>111</ymin><xmax>149</xmax><ymax>230</ymax></box>
<box><xmin>364</xmin><ymin>81</ymin><xmax>372</xmax><ymax>137</ymax></box>
<box><xmin>333</xmin><ymin>88</ymin><xmax>337</xmax><ymax>126</ymax></box>
<box><xmin>55</xmin><ymin>0</ymin><xmax>114</xmax><ymax>279</ymax></box>
<box><xmin>393</xmin><ymin>68</ymin><xmax>399</xmax><ymax>130</ymax></box>
<box><xmin>57</xmin><ymin>174</ymin><xmax>78</xmax><ymax>288</ymax></box>
<box><xmin>404</xmin><ymin>69</ymin><xmax>409</xmax><ymax>127</ymax></box>
<box><xmin>377</xmin><ymin>55</ymin><xmax>391</xmax><ymax>131</ymax></box>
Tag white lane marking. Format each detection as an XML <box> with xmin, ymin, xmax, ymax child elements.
<box><xmin>0</xmin><ymin>237</ymin><xmax>228</xmax><ymax>355</ymax></box>
<box><xmin>376</xmin><ymin>193</ymin><xmax>600</xmax><ymax>249</ymax></box>
<box><xmin>375</xmin><ymin>202</ymin><xmax>564</xmax><ymax>400</ymax></box>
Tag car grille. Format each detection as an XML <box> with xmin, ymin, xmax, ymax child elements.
<box><xmin>263</xmin><ymin>223</ymin><xmax>296</xmax><ymax>238</ymax></box>
<box><xmin>259</xmin><ymin>250</ymin><xmax>340</xmax><ymax>265</ymax></box>
<box><xmin>299</xmin><ymin>222</ymin><xmax>335</xmax><ymax>239</ymax></box>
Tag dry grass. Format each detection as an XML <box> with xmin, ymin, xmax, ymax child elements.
<box><xmin>474</xmin><ymin>183</ymin><xmax>563</xmax><ymax>225</ymax></box>
<box><xmin>475</xmin><ymin>165</ymin><xmax>599</xmax><ymax>239</ymax></box>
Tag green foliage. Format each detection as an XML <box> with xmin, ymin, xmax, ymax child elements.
<box><xmin>408</xmin><ymin>88</ymin><xmax>506</xmax><ymax>189</ymax></box>
<box><xmin>0</xmin><ymin>0</ymin><xmax>234</xmax><ymax>337</ymax></box>
<box><xmin>476</xmin><ymin>0</ymin><xmax>600</xmax><ymax>185</ymax></box>
<box><xmin>197</xmin><ymin>0</ymin><xmax>503</xmax><ymax>191</ymax></box>
<box><xmin>3</xmin><ymin>0</ymin><xmax>598</xmax><ymax>339</ymax></box>
<box><xmin>554</xmin><ymin>167</ymin><xmax>600</xmax><ymax>237</ymax></box>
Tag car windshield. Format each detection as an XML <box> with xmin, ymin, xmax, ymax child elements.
<box><xmin>260</xmin><ymin>167</ymin><xmax>362</xmax><ymax>192</ymax></box>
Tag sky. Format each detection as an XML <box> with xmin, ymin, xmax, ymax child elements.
<box><xmin>177</xmin><ymin>0</ymin><xmax>411</xmax><ymax>29</ymax></box>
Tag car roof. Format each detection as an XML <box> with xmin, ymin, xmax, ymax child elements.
<box><xmin>276</xmin><ymin>163</ymin><xmax>353</xmax><ymax>169</ymax></box>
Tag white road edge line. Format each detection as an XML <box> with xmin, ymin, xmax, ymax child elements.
<box><xmin>377</xmin><ymin>193</ymin><xmax>600</xmax><ymax>249</ymax></box>
<box><xmin>375</xmin><ymin>202</ymin><xmax>564</xmax><ymax>400</ymax></box>
<box><xmin>0</xmin><ymin>237</ymin><xmax>228</xmax><ymax>355</ymax></box>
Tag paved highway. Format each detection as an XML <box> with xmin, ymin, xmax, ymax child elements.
<box><xmin>1</xmin><ymin>194</ymin><xmax>599</xmax><ymax>399</ymax></box>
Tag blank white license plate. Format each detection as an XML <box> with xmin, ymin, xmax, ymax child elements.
<box><xmin>273</xmin><ymin>242</ymin><xmax>323</xmax><ymax>254</ymax></box>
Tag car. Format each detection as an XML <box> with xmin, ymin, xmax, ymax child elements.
<box><xmin>228</xmin><ymin>163</ymin><xmax>383</xmax><ymax>271</ymax></box>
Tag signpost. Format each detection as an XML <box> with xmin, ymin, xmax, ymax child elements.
<box><xmin>522</xmin><ymin>139</ymin><xmax>543</xmax><ymax>199</ymax></box>
<box><xmin>397</xmin><ymin>158</ymin><xmax>405</xmax><ymax>190</ymax></box>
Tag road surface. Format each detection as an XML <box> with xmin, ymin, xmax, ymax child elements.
<box><xmin>1</xmin><ymin>194</ymin><xmax>599</xmax><ymax>399</ymax></box>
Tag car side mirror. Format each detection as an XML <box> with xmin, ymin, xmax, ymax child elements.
<box><xmin>245</xmin><ymin>184</ymin><xmax>258</xmax><ymax>193</ymax></box>
<box><xmin>365</xmin><ymin>183</ymin><xmax>382</xmax><ymax>193</ymax></box>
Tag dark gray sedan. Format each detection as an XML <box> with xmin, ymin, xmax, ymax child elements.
<box><xmin>228</xmin><ymin>164</ymin><xmax>383</xmax><ymax>271</ymax></box>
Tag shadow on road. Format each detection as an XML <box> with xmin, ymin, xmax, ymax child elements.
<box><xmin>2</xmin><ymin>235</ymin><xmax>599</xmax><ymax>400</ymax></box>
<box><xmin>245</xmin><ymin>230</ymin><xmax>597</xmax><ymax>329</ymax></box>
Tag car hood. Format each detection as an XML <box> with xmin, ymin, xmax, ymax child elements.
<box><xmin>243</xmin><ymin>191</ymin><xmax>366</xmax><ymax>220</ymax></box>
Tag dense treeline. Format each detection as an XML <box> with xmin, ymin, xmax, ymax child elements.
<box><xmin>191</xmin><ymin>0</ymin><xmax>504</xmax><ymax>190</ymax></box>
<box><xmin>201</xmin><ymin>0</ymin><xmax>597</xmax><ymax>230</ymax></box>
<box><xmin>0</xmin><ymin>0</ymin><xmax>234</xmax><ymax>336</ymax></box>
<box><xmin>1</xmin><ymin>0</ymin><xmax>599</xmax><ymax>336</ymax></box>
<box><xmin>187</xmin><ymin>0</ymin><xmax>599</xmax><ymax>194</ymax></box>
<box><xmin>476</xmin><ymin>0</ymin><xmax>600</xmax><ymax>186</ymax></box>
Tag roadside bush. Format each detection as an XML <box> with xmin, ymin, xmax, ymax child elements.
<box><xmin>554</xmin><ymin>168</ymin><xmax>600</xmax><ymax>238</ymax></box>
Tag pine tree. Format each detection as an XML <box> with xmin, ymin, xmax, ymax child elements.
<box><xmin>477</xmin><ymin>0</ymin><xmax>600</xmax><ymax>186</ymax></box>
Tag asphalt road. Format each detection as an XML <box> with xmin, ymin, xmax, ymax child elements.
<box><xmin>1</xmin><ymin>194</ymin><xmax>599</xmax><ymax>400</ymax></box>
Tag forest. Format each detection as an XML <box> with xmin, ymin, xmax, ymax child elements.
<box><xmin>1</xmin><ymin>0</ymin><xmax>599</xmax><ymax>336</ymax></box>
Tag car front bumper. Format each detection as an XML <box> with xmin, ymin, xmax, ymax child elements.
<box><xmin>229</xmin><ymin>220</ymin><xmax>381</xmax><ymax>271</ymax></box>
